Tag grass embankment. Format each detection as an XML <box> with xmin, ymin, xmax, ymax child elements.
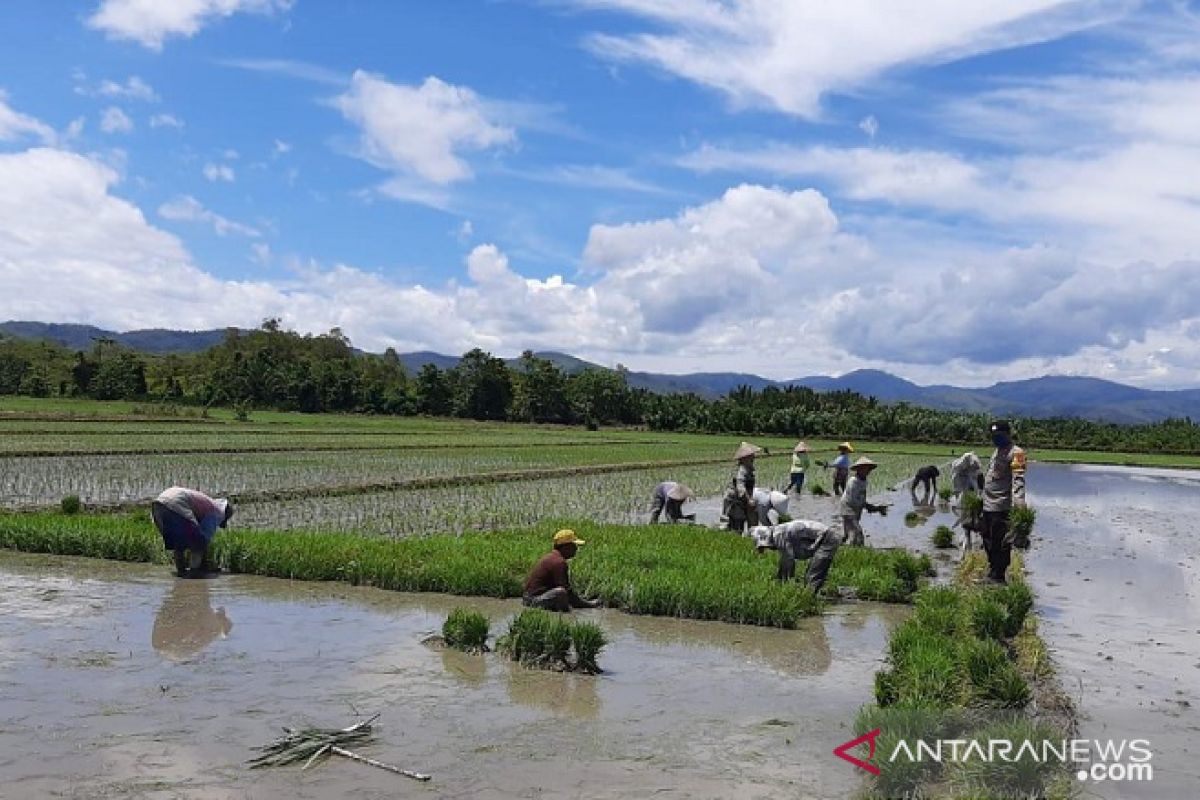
<box><xmin>0</xmin><ymin>513</ymin><xmax>932</xmax><ymax>628</ymax></box>
<box><xmin>852</xmin><ymin>553</ymin><xmax>1074</xmax><ymax>799</ymax></box>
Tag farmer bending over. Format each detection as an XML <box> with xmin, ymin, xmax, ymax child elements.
<box><xmin>151</xmin><ymin>487</ymin><xmax>233</xmax><ymax>579</ymax></box>
<box><xmin>649</xmin><ymin>481</ymin><xmax>696</xmax><ymax>524</ymax></box>
<box><xmin>753</xmin><ymin>487</ymin><xmax>790</xmax><ymax>527</ymax></box>
<box><xmin>752</xmin><ymin>520</ymin><xmax>839</xmax><ymax>592</ymax></box>
<box><xmin>910</xmin><ymin>465</ymin><xmax>940</xmax><ymax>505</ymax></box>
<box><xmin>522</xmin><ymin>529</ymin><xmax>602</xmax><ymax>612</ymax></box>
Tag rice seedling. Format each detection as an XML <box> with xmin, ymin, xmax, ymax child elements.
<box><xmin>441</xmin><ymin>608</ymin><xmax>490</xmax><ymax>653</ymax></box>
<box><xmin>969</xmin><ymin>596</ymin><xmax>1010</xmax><ymax>641</ymax></box>
<box><xmin>60</xmin><ymin>494</ymin><xmax>81</xmax><ymax>515</ymax></box>
<box><xmin>938</xmin><ymin>486</ymin><xmax>953</xmax><ymax>502</ymax></box>
<box><xmin>569</xmin><ymin>620</ymin><xmax>607</xmax><ymax>674</ymax></box>
<box><xmin>991</xmin><ymin>582</ymin><xmax>1034</xmax><ymax>637</ymax></box>
<box><xmin>932</xmin><ymin>524</ymin><xmax>955</xmax><ymax>548</ymax></box>
<box><xmin>809</xmin><ymin>483</ymin><xmax>828</xmax><ymax>496</ymax></box>
<box><xmin>904</xmin><ymin>510</ymin><xmax>924</xmax><ymax>527</ymax></box>
<box><xmin>1008</xmin><ymin>506</ymin><xmax>1037</xmax><ymax>549</ymax></box>
<box><xmin>498</xmin><ymin>610</ymin><xmax>574</xmax><ymax>670</ymax></box>
<box><xmin>946</xmin><ymin>717</ymin><xmax>1063</xmax><ymax>797</ymax></box>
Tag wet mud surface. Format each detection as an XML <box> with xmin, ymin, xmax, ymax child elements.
<box><xmin>0</xmin><ymin>553</ymin><xmax>905</xmax><ymax>799</ymax></box>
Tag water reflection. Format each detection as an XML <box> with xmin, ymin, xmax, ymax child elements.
<box><xmin>151</xmin><ymin>580</ymin><xmax>233</xmax><ymax>662</ymax></box>
<box><xmin>505</xmin><ymin>663</ymin><xmax>601</xmax><ymax>718</ymax></box>
<box><xmin>441</xmin><ymin>647</ymin><xmax>487</xmax><ymax>688</ymax></box>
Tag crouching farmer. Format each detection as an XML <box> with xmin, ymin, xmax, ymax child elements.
<box><xmin>753</xmin><ymin>488</ymin><xmax>790</xmax><ymax>527</ymax></box>
<box><xmin>649</xmin><ymin>481</ymin><xmax>696</xmax><ymax>524</ymax></box>
<box><xmin>522</xmin><ymin>529</ymin><xmax>602</xmax><ymax>612</ymax></box>
<box><xmin>752</xmin><ymin>520</ymin><xmax>839</xmax><ymax>592</ymax></box>
<box><xmin>151</xmin><ymin>487</ymin><xmax>233</xmax><ymax>579</ymax></box>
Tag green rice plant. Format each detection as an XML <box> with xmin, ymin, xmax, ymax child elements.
<box><xmin>498</xmin><ymin>609</ymin><xmax>572</xmax><ymax>669</ymax></box>
<box><xmin>969</xmin><ymin>596</ymin><xmax>1010</xmax><ymax>641</ymax></box>
<box><xmin>904</xmin><ymin>510</ymin><xmax>923</xmax><ymax>526</ymax></box>
<box><xmin>932</xmin><ymin>524</ymin><xmax>955</xmax><ymax>548</ymax></box>
<box><xmin>874</xmin><ymin>669</ymin><xmax>898</xmax><ymax>706</ymax></box>
<box><xmin>441</xmin><ymin>607</ymin><xmax>490</xmax><ymax>653</ymax></box>
<box><xmin>938</xmin><ymin>485</ymin><xmax>953</xmax><ymax>502</ymax></box>
<box><xmin>961</xmin><ymin>638</ymin><xmax>1029</xmax><ymax>707</ymax></box>
<box><xmin>809</xmin><ymin>483</ymin><xmax>828</xmax><ymax>496</ymax></box>
<box><xmin>991</xmin><ymin>582</ymin><xmax>1034</xmax><ymax>637</ymax></box>
<box><xmin>569</xmin><ymin>620</ymin><xmax>608</xmax><ymax>674</ymax></box>
<box><xmin>946</xmin><ymin>717</ymin><xmax>1064</xmax><ymax>797</ymax></box>
<box><xmin>1008</xmin><ymin>506</ymin><xmax>1037</xmax><ymax>549</ymax></box>
<box><xmin>60</xmin><ymin>495</ymin><xmax>81</xmax><ymax>515</ymax></box>
<box><xmin>914</xmin><ymin>586</ymin><xmax>963</xmax><ymax>637</ymax></box>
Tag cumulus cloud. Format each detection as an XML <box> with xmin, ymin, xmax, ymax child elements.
<box><xmin>149</xmin><ymin>113</ymin><xmax>184</xmax><ymax>129</ymax></box>
<box><xmin>99</xmin><ymin>106</ymin><xmax>133</xmax><ymax>134</ymax></box>
<box><xmin>87</xmin><ymin>0</ymin><xmax>293</xmax><ymax>50</ymax></box>
<box><xmin>0</xmin><ymin>92</ymin><xmax>55</xmax><ymax>143</ymax></box>
<box><xmin>159</xmin><ymin>195</ymin><xmax>259</xmax><ymax>237</ymax></box>
<box><xmin>202</xmin><ymin>162</ymin><xmax>235</xmax><ymax>182</ymax></box>
<box><xmin>333</xmin><ymin>71</ymin><xmax>515</xmax><ymax>185</ymax></box>
<box><xmin>576</xmin><ymin>0</ymin><xmax>1110</xmax><ymax>117</ymax></box>
<box><xmin>78</xmin><ymin>75</ymin><xmax>158</xmax><ymax>102</ymax></box>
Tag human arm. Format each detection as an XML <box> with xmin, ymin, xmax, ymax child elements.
<box><xmin>1011</xmin><ymin>449</ymin><xmax>1027</xmax><ymax>508</ymax></box>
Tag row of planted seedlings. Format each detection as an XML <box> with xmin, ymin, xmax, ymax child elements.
<box><xmin>0</xmin><ymin>513</ymin><xmax>933</xmax><ymax>628</ymax></box>
<box><xmin>0</xmin><ymin>440</ymin><xmax>734</xmax><ymax>508</ymax></box>
<box><xmin>439</xmin><ymin>607</ymin><xmax>607</xmax><ymax>674</ymax></box>
<box><xmin>851</xmin><ymin>549</ymin><xmax>1073</xmax><ymax>800</ymax></box>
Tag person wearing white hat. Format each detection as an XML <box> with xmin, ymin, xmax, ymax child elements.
<box><xmin>151</xmin><ymin>487</ymin><xmax>234</xmax><ymax>578</ymax></box>
<box><xmin>752</xmin><ymin>488</ymin><xmax>790</xmax><ymax>526</ymax></box>
<box><xmin>751</xmin><ymin>519</ymin><xmax>839</xmax><ymax>591</ymax></box>
<box><xmin>649</xmin><ymin>481</ymin><xmax>696</xmax><ymax>524</ymax></box>
<box><xmin>839</xmin><ymin>457</ymin><xmax>886</xmax><ymax>546</ymax></box>
<box><xmin>721</xmin><ymin>442</ymin><xmax>761</xmax><ymax>532</ymax></box>
<box><xmin>783</xmin><ymin>441</ymin><xmax>810</xmax><ymax>495</ymax></box>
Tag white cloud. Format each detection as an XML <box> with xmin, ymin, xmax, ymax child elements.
<box><xmin>333</xmin><ymin>71</ymin><xmax>515</xmax><ymax>185</ymax></box>
<box><xmin>250</xmin><ymin>242</ymin><xmax>271</xmax><ymax>264</ymax></box>
<box><xmin>99</xmin><ymin>106</ymin><xmax>133</xmax><ymax>134</ymax></box>
<box><xmin>0</xmin><ymin>92</ymin><xmax>55</xmax><ymax>143</ymax></box>
<box><xmin>859</xmin><ymin>115</ymin><xmax>879</xmax><ymax>139</ymax></box>
<box><xmin>158</xmin><ymin>195</ymin><xmax>259</xmax><ymax>237</ymax></box>
<box><xmin>456</xmin><ymin>219</ymin><xmax>474</xmax><ymax>243</ymax></box>
<box><xmin>273</xmin><ymin>139</ymin><xmax>291</xmax><ymax>155</ymax></box>
<box><xmin>149</xmin><ymin>113</ymin><xmax>184</xmax><ymax>129</ymax></box>
<box><xmin>576</xmin><ymin>0</ymin><xmax>1115</xmax><ymax>117</ymax></box>
<box><xmin>87</xmin><ymin>0</ymin><xmax>293</xmax><ymax>50</ymax></box>
<box><xmin>202</xmin><ymin>162</ymin><xmax>235</xmax><ymax>182</ymax></box>
<box><xmin>80</xmin><ymin>75</ymin><xmax>158</xmax><ymax>102</ymax></box>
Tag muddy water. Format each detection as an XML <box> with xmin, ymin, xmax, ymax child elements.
<box><xmin>1026</xmin><ymin>463</ymin><xmax>1200</xmax><ymax>799</ymax></box>
<box><xmin>0</xmin><ymin>553</ymin><xmax>905</xmax><ymax>799</ymax></box>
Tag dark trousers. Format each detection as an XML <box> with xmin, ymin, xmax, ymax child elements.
<box><xmin>783</xmin><ymin>471</ymin><xmax>806</xmax><ymax>494</ymax></box>
<box><xmin>832</xmin><ymin>470</ymin><xmax>848</xmax><ymax>496</ymax></box>
<box><xmin>980</xmin><ymin>510</ymin><xmax>1013</xmax><ymax>580</ymax></box>
<box><xmin>649</xmin><ymin>496</ymin><xmax>684</xmax><ymax>524</ymax></box>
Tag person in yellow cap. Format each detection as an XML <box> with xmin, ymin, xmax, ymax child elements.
<box><xmin>839</xmin><ymin>457</ymin><xmax>887</xmax><ymax>546</ymax></box>
<box><xmin>522</xmin><ymin>529</ymin><xmax>602</xmax><ymax>611</ymax></box>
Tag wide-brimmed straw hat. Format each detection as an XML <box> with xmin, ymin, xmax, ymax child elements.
<box><xmin>793</xmin><ymin>441</ymin><xmax>809</xmax><ymax>453</ymax></box>
<box><xmin>666</xmin><ymin>483</ymin><xmax>694</xmax><ymax>502</ymax></box>
<box><xmin>733</xmin><ymin>442</ymin><xmax>761</xmax><ymax>460</ymax></box>
<box><xmin>553</xmin><ymin>529</ymin><xmax>586</xmax><ymax>546</ymax></box>
<box><xmin>838</xmin><ymin>442</ymin><xmax>855</xmax><ymax>452</ymax></box>
<box><xmin>851</xmin><ymin>457</ymin><xmax>877</xmax><ymax>471</ymax></box>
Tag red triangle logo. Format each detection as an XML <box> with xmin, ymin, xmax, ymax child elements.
<box><xmin>833</xmin><ymin>728</ymin><xmax>882</xmax><ymax>775</ymax></box>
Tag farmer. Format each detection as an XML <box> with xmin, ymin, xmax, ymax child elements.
<box><xmin>823</xmin><ymin>442</ymin><xmax>854</xmax><ymax>496</ymax></box>
<box><xmin>151</xmin><ymin>487</ymin><xmax>233</xmax><ymax>579</ymax></box>
<box><xmin>950</xmin><ymin>452</ymin><xmax>985</xmax><ymax>497</ymax></box>
<box><xmin>910</xmin><ymin>465</ymin><xmax>940</xmax><ymax>505</ymax></box>
<box><xmin>752</xmin><ymin>519</ymin><xmax>840</xmax><ymax>591</ymax></box>
<box><xmin>839</xmin><ymin>457</ymin><xmax>887</xmax><ymax>546</ymax></box>
<box><xmin>522</xmin><ymin>529</ymin><xmax>602</xmax><ymax>612</ymax></box>
<box><xmin>753</xmin><ymin>487</ymin><xmax>790</xmax><ymax>527</ymax></box>
<box><xmin>981</xmin><ymin>421</ymin><xmax>1028</xmax><ymax>584</ymax></box>
<box><xmin>649</xmin><ymin>481</ymin><xmax>696</xmax><ymax>524</ymax></box>
<box><xmin>783</xmin><ymin>441</ymin><xmax>810</xmax><ymax>494</ymax></box>
<box><xmin>721</xmin><ymin>441</ymin><xmax>761</xmax><ymax>533</ymax></box>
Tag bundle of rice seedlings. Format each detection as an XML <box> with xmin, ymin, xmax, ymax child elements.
<box><xmin>903</xmin><ymin>510</ymin><xmax>924</xmax><ymax>527</ymax></box>
<box><xmin>60</xmin><ymin>495</ymin><xmax>82</xmax><ymax>515</ymax></box>
<box><xmin>1008</xmin><ymin>506</ymin><xmax>1037</xmax><ymax>549</ymax></box>
<box><xmin>969</xmin><ymin>596</ymin><xmax>1010</xmax><ymax>641</ymax></box>
<box><xmin>991</xmin><ymin>582</ymin><xmax>1034</xmax><ymax>637</ymax></box>
<box><xmin>947</xmin><ymin>717</ymin><xmax>1060</xmax><ymax>795</ymax></box>
<box><xmin>499</xmin><ymin>609</ymin><xmax>573</xmax><ymax>670</ymax></box>
<box><xmin>441</xmin><ymin>608</ymin><xmax>490</xmax><ymax>653</ymax></box>
<box><xmin>570</xmin><ymin>620</ymin><xmax>608</xmax><ymax>673</ymax></box>
<box><xmin>932</xmin><ymin>525</ymin><xmax>955</xmax><ymax>549</ymax></box>
<box><xmin>937</xmin><ymin>486</ymin><xmax>953</xmax><ymax>502</ymax></box>
<box><xmin>810</xmin><ymin>483</ymin><xmax>828</xmax><ymax>496</ymax></box>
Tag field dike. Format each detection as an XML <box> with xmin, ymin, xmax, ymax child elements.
<box><xmin>0</xmin><ymin>512</ymin><xmax>933</xmax><ymax>628</ymax></box>
<box><xmin>849</xmin><ymin>551</ymin><xmax>1078</xmax><ymax>799</ymax></box>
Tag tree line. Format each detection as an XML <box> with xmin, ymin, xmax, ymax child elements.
<box><xmin>3</xmin><ymin>322</ymin><xmax>1200</xmax><ymax>453</ymax></box>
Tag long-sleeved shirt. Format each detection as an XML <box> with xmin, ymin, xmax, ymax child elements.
<box><xmin>753</xmin><ymin>488</ymin><xmax>789</xmax><ymax>523</ymax></box>
<box><xmin>983</xmin><ymin>445</ymin><xmax>1027</xmax><ymax>512</ymax></box>
<box><xmin>790</xmin><ymin>452</ymin><xmax>810</xmax><ymax>473</ymax></box>
<box><xmin>731</xmin><ymin>463</ymin><xmax>756</xmax><ymax>500</ymax></box>
<box><xmin>654</xmin><ymin>481</ymin><xmax>679</xmax><ymax>502</ymax></box>
<box><xmin>831</xmin><ymin>454</ymin><xmax>850</xmax><ymax>471</ymax></box>
<box><xmin>752</xmin><ymin>519</ymin><xmax>832</xmax><ymax>551</ymax></box>
<box><xmin>153</xmin><ymin>487</ymin><xmax>228</xmax><ymax>540</ymax></box>
<box><xmin>839</xmin><ymin>475</ymin><xmax>870</xmax><ymax>518</ymax></box>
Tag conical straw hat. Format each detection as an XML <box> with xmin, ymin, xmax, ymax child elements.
<box><xmin>852</xmin><ymin>456</ymin><xmax>877</xmax><ymax>470</ymax></box>
<box><xmin>793</xmin><ymin>441</ymin><xmax>809</xmax><ymax>453</ymax></box>
<box><xmin>733</xmin><ymin>442</ymin><xmax>761</xmax><ymax>460</ymax></box>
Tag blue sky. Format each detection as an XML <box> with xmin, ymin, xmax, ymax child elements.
<box><xmin>2</xmin><ymin>1</ymin><xmax>1200</xmax><ymax>388</ymax></box>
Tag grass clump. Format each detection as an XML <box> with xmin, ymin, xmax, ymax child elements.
<box><xmin>809</xmin><ymin>483</ymin><xmax>829</xmax><ymax>496</ymax></box>
<box><xmin>60</xmin><ymin>495</ymin><xmax>82</xmax><ymax>515</ymax></box>
<box><xmin>969</xmin><ymin>596</ymin><xmax>1010</xmax><ymax>641</ymax></box>
<box><xmin>1009</xmin><ymin>506</ymin><xmax>1037</xmax><ymax>549</ymax></box>
<box><xmin>497</xmin><ymin>610</ymin><xmax>608</xmax><ymax>673</ymax></box>
<box><xmin>932</xmin><ymin>524</ymin><xmax>955</xmax><ymax>549</ymax></box>
<box><xmin>937</xmin><ymin>486</ymin><xmax>954</xmax><ymax>502</ymax></box>
<box><xmin>441</xmin><ymin>607</ymin><xmax>490</xmax><ymax>653</ymax></box>
<box><xmin>946</xmin><ymin>717</ymin><xmax>1064</xmax><ymax>798</ymax></box>
<box><xmin>0</xmin><ymin>513</ymin><xmax>934</xmax><ymax>629</ymax></box>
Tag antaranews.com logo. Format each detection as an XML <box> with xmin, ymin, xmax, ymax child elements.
<box><xmin>835</xmin><ymin>728</ymin><xmax>1154</xmax><ymax>784</ymax></box>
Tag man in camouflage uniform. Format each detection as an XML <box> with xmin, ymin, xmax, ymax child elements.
<box><xmin>751</xmin><ymin>519</ymin><xmax>840</xmax><ymax>591</ymax></box>
<box><xmin>981</xmin><ymin>420</ymin><xmax>1027</xmax><ymax>584</ymax></box>
<box><xmin>721</xmin><ymin>441</ymin><xmax>761</xmax><ymax>533</ymax></box>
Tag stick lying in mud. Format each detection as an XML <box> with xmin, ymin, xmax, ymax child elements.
<box><xmin>248</xmin><ymin>714</ymin><xmax>431</xmax><ymax>782</ymax></box>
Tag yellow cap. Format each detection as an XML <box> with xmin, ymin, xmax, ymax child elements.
<box><xmin>553</xmin><ymin>529</ymin><xmax>585</xmax><ymax>547</ymax></box>
<box><xmin>839</xmin><ymin>442</ymin><xmax>855</xmax><ymax>452</ymax></box>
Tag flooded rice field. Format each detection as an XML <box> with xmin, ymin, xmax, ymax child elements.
<box><xmin>0</xmin><ymin>553</ymin><xmax>904</xmax><ymax>799</ymax></box>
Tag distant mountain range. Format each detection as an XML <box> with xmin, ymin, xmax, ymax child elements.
<box><xmin>4</xmin><ymin>321</ymin><xmax>1198</xmax><ymax>424</ymax></box>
